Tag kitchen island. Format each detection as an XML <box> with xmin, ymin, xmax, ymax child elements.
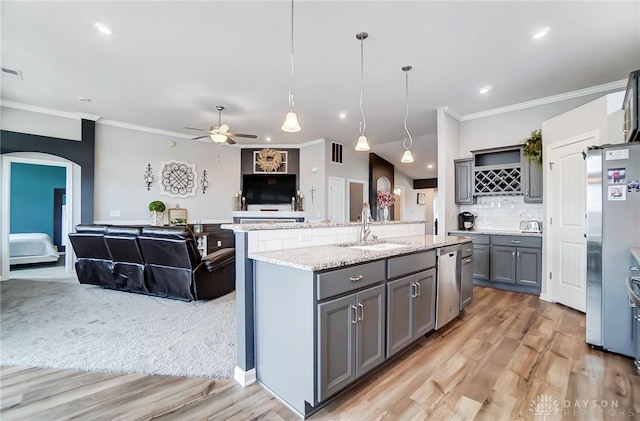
<box><xmin>249</xmin><ymin>234</ymin><xmax>472</xmax><ymax>418</ymax></box>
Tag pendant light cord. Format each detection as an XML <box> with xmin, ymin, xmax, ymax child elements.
<box><xmin>359</xmin><ymin>36</ymin><xmax>366</xmax><ymax>136</ymax></box>
<box><xmin>288</xmin><ymin>0</ymin><xmax>295</xmax><ymax>110</ymax></box>
<box><xmin>403</xmin><ymin>67</ymin><xmax>413</xmax><ymax>150</ymax></box>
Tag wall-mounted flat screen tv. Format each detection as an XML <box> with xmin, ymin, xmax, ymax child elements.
<box><xmin>243</xmin><ymin>174</ymin><xmax>297</xmax><ymax>205</ymax></box>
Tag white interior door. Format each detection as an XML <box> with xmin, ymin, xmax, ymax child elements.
<box><xmin>547</xmin><ymin>134</ymin><xmax>595</xmax><ymax>312</ymax></box>
<box><xmin>328</xmin><ymin>177</ymin><xmax>345</xmax><ymax>223</ymax></box>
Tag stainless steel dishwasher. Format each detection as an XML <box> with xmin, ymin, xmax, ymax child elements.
<box><xmin>436</xmin><ymin>245</ymin><xmax>460</xmax><ymax>329</ymax></box>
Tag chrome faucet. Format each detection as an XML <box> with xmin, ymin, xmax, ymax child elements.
<box><xmin>360</xmin><ymin>202</ymin><xmax>372</xmax><ymax>242</ymax></box>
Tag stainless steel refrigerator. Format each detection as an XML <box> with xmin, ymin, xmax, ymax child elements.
<box><xmin>586</xmin><ymin>142</ymin><xmax>640</xmax><ymax>357</ymax></box>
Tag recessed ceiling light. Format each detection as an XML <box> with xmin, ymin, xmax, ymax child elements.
<box><xmin>77</xmin><ymin>96</ymin><xmax>92</xmax><ymax>102</ymax></box>
<box><xmin>533</xmin><ymin>27</ymin><xmax>550</xmax><ymax>39</ymax></box>
<box><xmin>427</xmin><ymin>164</ymin><xmax>434</xmax><ymax>169</ymax></box>
<box><xmin>265</xmin><ymin>137</ymin><xmax>272</xmax><ymax>142</ymax></box>
<box><xmin>479</xmin><ymin>85</ymin><xmax>492</xmax><ymax>95</ymax></box>
<box><xmin>339</xmin><ymin>112</ymin><xmax>347</xmax><ymax>119</ymax></box>
<box><xmin>94</xmin><ymin>22</ymin><xmax>113</xmax><ymax>35</ymax></box>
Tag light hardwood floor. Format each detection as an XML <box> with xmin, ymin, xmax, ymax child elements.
<box><xmin>2</xmin><ymin>286</ymin><xmax>639</xmax><ymax>420</ymax></box>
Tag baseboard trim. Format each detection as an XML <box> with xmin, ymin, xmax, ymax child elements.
<box><xmin>538</xmin><ymin>292</ymin><xmax>553</xmax><ymax>303</ymax></box>
<box><xmin>234</xmin><ymin>366</ymin><xmax>256</xmax><ymax>387</ymax></box>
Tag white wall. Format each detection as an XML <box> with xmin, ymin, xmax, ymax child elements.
<box><xmin>394</xmin><ymin>169</ymin><xmax>426</xmax><ymax>222</ymax></box>
<box><xmin>458</xmin><ymin>91</ymin><xmax>623</xmax><ymax>158</ymax></box>
<box><xmin>437</xmin><ymin>108</ymin><xmax>460</xmax><ymax>235</ymax></box>
<box><xmin>94</xmin><ymin>124</ymin><xmax>241</xmax><ymax>224</ymax></box>
<box><xmin>299</xmin><ymin>140</ymin><xmax>326</xmax><ymax>221</ymax></box>
<box><xmin>1</xmin><ymin>106</ymin><xmax>81</xmax><ymax>141</ymax></box>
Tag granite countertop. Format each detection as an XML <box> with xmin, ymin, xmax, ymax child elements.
<box><xmin>631</xmin><ymin>248</ymin><xmax>640</xmax><ymax>266</ymax></box>
<box><xmin>249</xmin><ymin>234</ymin><xmax>472</xmax><ymax>272</ymax></box>
<box><xmin>222</xmin><ymin>220</ymin><xmax>427</xmax><ymax>232</ymax></box>
<box><xmin>448</xmin><ymin>229</ymin><xmax>543</xmax><ymax>238</ymax></box>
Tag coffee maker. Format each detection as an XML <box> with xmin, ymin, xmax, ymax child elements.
<box><xmin>458</xmin><ymin>212</ymin><xmax>475</xmax><ymax>231</ymax></box>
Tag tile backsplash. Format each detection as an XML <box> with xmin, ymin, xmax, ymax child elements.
<box><xmin>459</xmin><ymin>195</ymin><xmax>543</xmax><ymax>231</ymax></box>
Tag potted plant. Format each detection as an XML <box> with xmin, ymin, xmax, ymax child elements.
<box><xmin>148</xmin><ymin>200</ymin><xmax>166</xmax><ymax>226</ymax></box>
<box><xmin>522</xmin><ymin>129</ymin><xmax>542</xmax><ymax>167</ymax></box>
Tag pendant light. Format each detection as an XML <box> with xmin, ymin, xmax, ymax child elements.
<box><xmin>400</xmin><ymin>65</ymin><xmax>414</xmax><ymax>163</ymax></box>
<box><xmin>281</xmin><ymin>0</ymin><xmax>301</xmax><ymax>132</ymax></box>
<box><xmin>354</xmin><ymin>32</ymin><xmax>371</xmax><ymax>151</ymax></box>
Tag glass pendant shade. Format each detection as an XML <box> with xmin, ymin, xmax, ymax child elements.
<box><xmin>355</xmin><ymin>135</ymin><xmax>371</xmax><ymax>151</ymax></box>
<box><xmin>401</xmin><ymin>149</ymin><xmax>414</xmax><ymax>163</ymax></box>
<box><xmin>281</xmin><ymin>110</ymin><xmax>301</xmax><ymax>132</ymax></box>
<box><xmin>210</xmin><ymin>133</ymin><xmax>228</xmax><ymax>143</ymax></box>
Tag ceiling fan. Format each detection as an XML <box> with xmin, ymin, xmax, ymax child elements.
<box><xmin>186</xmin><ymin>106</ymin><xmax>258</xmax><ymax>145</ymax></box>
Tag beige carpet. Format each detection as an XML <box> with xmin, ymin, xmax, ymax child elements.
<box><xmin>0</xmin><ymin>279</ymin><xmax>236</xmax><ymax>378</ymax></box>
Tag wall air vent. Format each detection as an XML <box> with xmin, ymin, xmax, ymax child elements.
<box><xmin>331</xmin><ymin>142</ymin><xmax>343</xmax><ymax>164</ymax></box>
<box><xmin>2</xmin><ymin>67</ymin><xmax>23</xmax><ymax>80</ymax></box>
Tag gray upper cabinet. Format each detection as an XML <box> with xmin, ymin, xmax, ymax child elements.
<box><xmin>454</xmin><ymin>158</ymin><xmax>474</xmax><ymax>204</ymax></box>
<box><xmin>522</xmin><ymin>157</ymin><xmax>543</xmax><ymax>203</ymax></box>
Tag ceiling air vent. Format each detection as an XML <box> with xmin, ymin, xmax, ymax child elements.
<box><xmin>2</xmin><ymin>67</ymin><xmax>23</xmax><ymax>80</ymax></box>
<box><xmin>331</xmin><ymin>142</ymin><xmax>343</xmax><ymax>164</ymax></box>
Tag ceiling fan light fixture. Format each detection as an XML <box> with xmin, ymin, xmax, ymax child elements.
<box><xmin>355</xmin><ymin>135</ymin><xmax>371</xmax><ymax>151</ymax></box>
<box><xmin>281</xmin><ymin>110</ymin><xmax>301</xmax><ymax>132</ymax></box>
<box><xmin>210</xmin><ymin>133</ymin><xmax>228</xmax><ymax>143</ymax></box>
<box><xmin>401</xmin><ymin>149</ymin><xmax>415</xmax><ymax>163</ymax></box>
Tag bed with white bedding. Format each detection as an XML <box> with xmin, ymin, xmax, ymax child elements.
<box><xmin>9</xmin><ymin>233</ymin><xmax>60</xmax><ymax>265</ymax></box>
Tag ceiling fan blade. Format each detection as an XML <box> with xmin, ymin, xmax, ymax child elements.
<box><xmin>185</xmin><ymin>126</ymin><xmax>209</xmax><ymax>132</ymax></box>
<box><xmin>191</xmin><ymin>135</ymin><xmax>210</xmax><ymax>140</ymax></box>
<box><xmin>226</xmin><ymin>138</ymin><xmax>237</xmax><ymax>145</ymax></box>
<box><xmin>230</xmin><ymin>133</ymin><xmax>258</xmax><ymax>139</ymax></box>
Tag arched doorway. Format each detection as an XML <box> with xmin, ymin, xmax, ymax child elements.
<box><xmin>1</xmin><ymin>153</ymin><xmax>81</xmax><ymax>281</ymax></box>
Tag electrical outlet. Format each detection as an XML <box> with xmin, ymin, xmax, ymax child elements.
<box><xmin>217</xmin><ymin>240</ymin><xmax>222</xmax><ymax>247</ymax></box>
<box><xmin>110</xmin><ymin>210</ymin><xmax>120</xmax><ymax>217</ymax></box>
<box><xmin>299</xmin><ymin>232</ymin><xmax>312</xmax><ymax>242</ymax></box>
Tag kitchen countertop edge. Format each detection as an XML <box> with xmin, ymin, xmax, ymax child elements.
<box><xmin>222</xmin><ymin>220</ymin><xmax>427</xmax><ymax>232</ymax></box>
<box><xmin>249</xmin><ymin>235</ymin><xmax>471</xmax><ymax>272</ymax></box>
<box><xmin>448</xmin><ymin>229</ymin><xmax>543</xmax><ymax>237</ymax></box>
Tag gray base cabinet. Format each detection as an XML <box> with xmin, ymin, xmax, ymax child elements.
<box><xmin>387</xmin><ymin>268</ymin><xmax>436</xmax><ymax>357</ymax></box>
<box><xmin>473</xmin><ymin>244</ymin><xmax>490</xmax><ymax>281</ymax></box>
<box><xmin>461</xmin><ymin>255</ymin><xmax>473</xmax><ymax>309</ymax></box>
<box><xmin>490</xmin><ymin>246</ymin><xmax>517</xmax><ymax>284</ymax></box>
<box><xmin>515</xmin><ymin>248</ymin><xmax>542</xmax><ymax>286</ymax></box>
<box><xmin>318</xmin><ymin>284</ymin><xmax>385</xmax><ymax>402</ymax></box>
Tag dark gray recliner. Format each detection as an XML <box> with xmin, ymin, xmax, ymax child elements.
<box><xmin>68</xmin><ymin>224</ymin><xmax>114</xmax><ymax>288</ymax></box>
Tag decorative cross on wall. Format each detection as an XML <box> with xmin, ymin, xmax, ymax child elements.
<box><xmin>309</xmin><ymin>186</ymin><xmax>316</xmax><ymax>204</ymax></box>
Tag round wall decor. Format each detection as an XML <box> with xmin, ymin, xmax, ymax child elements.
<box><xmin>256</xmin><ymin>148</ymin><xmax>283</xmax><ymax>172</ymax></box>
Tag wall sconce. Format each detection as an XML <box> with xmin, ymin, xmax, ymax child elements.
<box><xmin>144</xmin><ymin>163</ymin><xmax>154</xmax><ymax>191</ymax></box>
<box><xmin>201</xmin><ymin>170</ymin><xmax>209</xmax><ymax>194</ymax></box>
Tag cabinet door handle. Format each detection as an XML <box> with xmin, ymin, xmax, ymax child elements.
<box><xmin>635</xmin><ymin>314</ymin><xmax>640</xmax><ymax>322</ymax></box>
<box><xmin>510</xmin><ymin>240</ymin><xmax>521</xmax><ymax>244</ymax></box>
<box><xmin>629</xmin><ymin>297</ymin><xmax>636</xmax><ymax>308</ymax></box>
<box><xmin>465</xmin><ymin>258</ymin><xmax>472</xmax><ymax>263</ymax></box>
<box><xmin>358</xmin><ymin>303</ymin><xmax>364</xmax><ymax>321</ymax></box>
<box><xmin>410</xmin><ymin>283</ymin><xmax>417</xmax><ymax>298</ymax></box>
<box><xmin>350</xmin><ymin>275</ymin><xmax>364</xmax><ymax>282</ymax></box>
<box><xmin>351</xmin><ymin>305</ymin><xmax>358</xmax><ymax>323</ymax></box>
<box><xmin>512</xmin><ymin>251</ymin><xmax>516</xmax><ymax>258</ymax></box>
<box><xmin>415</xmin><ymin>282</ymin><xmax>421</xmax><ymax>296</ymax></box>
<box><xmin>631</xmin><ymin>266</ymin><xmax>640</xmax><ymax>272</ymax></box>
<box><xmin>465</xmin><ymin>248</ymin><xmax>472</xmax><ymax>252</ymax></box>
<box><xmin>516</xmin><ymin>251</ymin><xmax>520</xmax><ymax>259</ymax></box>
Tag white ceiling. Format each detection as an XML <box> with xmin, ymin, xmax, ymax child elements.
<box><xmin>2</xmin><ymin>1</ymin><xmax>639</xmax><ymax>180</ymax></box>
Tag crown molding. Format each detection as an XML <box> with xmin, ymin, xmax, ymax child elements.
<box><xmin>0</xmin><ymin>100</ymin><xmax>81</xmax><ymax>120</ymax></box>
<box><xmin>443</xmin><ymin>106</ymin><xmax>462</xmax><ymax>121</ymax></box>
<box><xmin>98</xmin><ymin>119</ymin><xmax>192</xmax><ymax>139</ymax></box>
<box><xmin>460</xmin><ymin>79</ymin><xmax>626</xmax><ymax>121</ymax></box>
<box><xmin>76</xmin><ymin>112</ymin><xmax>101</xmax><ymax>121</ymax></box>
